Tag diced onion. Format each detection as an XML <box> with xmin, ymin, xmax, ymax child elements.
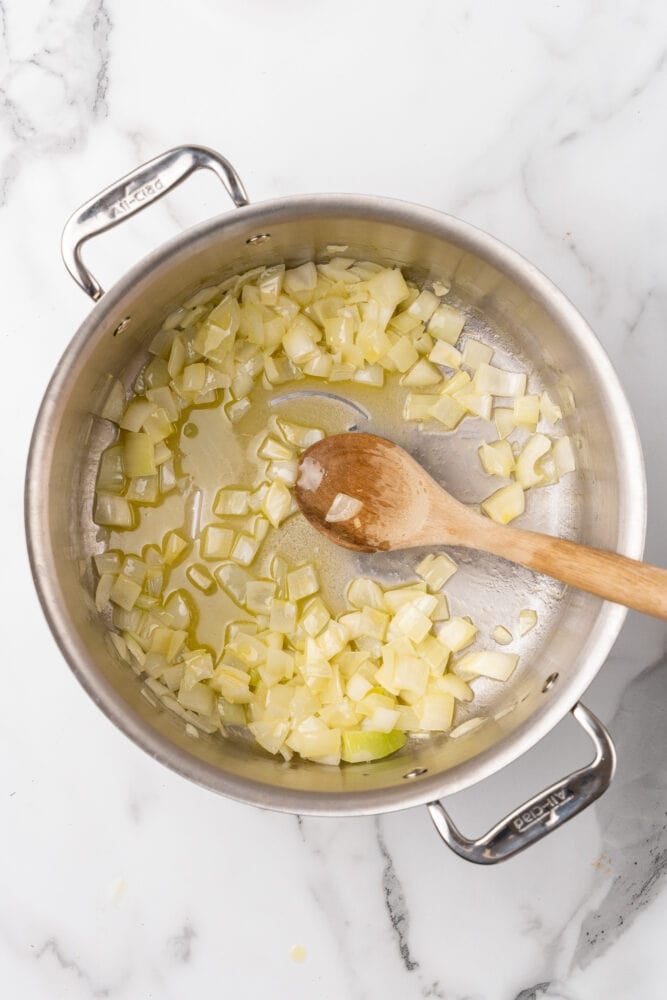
<box><xmin>95</xmin><ymin>573</ymin><xmax>114</xmax><ymax>611</ymax></box>
<box><xmin>429</xmin><ymin>340</ymin><xmax>462</xmax><ymax>370</ymax></box>
<box><xmin>412</xmin><ymin>692</ymin><xmax>454</xmax><ymax>731</ymax></box>
<box><xmin>163</xmin><ymin>530</ymin><xmax>189</xmax><ymax>565</ymax></box>
<box><xmin>519</xmin><ymin>609</ymin><xmax>538</xmax><ymax>635</ymax></box>
<box><xmin>403</xmin><ymin>392</ymin><xmax>440</xmax><ymax>421</ymax></box>
<box><xmin>406</xmin><ymin>289</ymin><xmax>440</xmax><ymax>322</ymax></box>
<box><xmin>400</xmin><ymin>359</ymin><xmax>442</xmax><ymax>387</ymax></box>
<box><xmin>513</xmin><ymin>394</ymin><xmax>540</xmax><ymax>431</ymax></box>
<box><xmin>94</xmin><ymin>494</ymin><xmax>134</xmax><ymax>529</ymax></box>
<box><xmin>90</xmin><ymin>254</ymin><xmax>578</xmax><ymax>767</ymax></box>
<box><xmin>553</xmin><ymin>435</ymin><xmax>576</xmax><ymax>477</ymax></box>
<box><xmin>124</xmin><ymin>432</ymin><xmax>156</xmax><ymax>477</ymax></box>
<box><xmin>427</xmin><ymin>304</ymin><xmax>465</xmax><ymax>344</ymax></box>
<box><xmin>262</xmin><ymin>480</ymin><xmax>293</xmax><ymax>527</ymax></box>
<box><xmin>347</xmin><ymin>577</ymin><xmax>385</xmax><ymax>610</ymax></box>
<box><xmin>515</xmin><ymin>434</ymin><xmax>552</xmax><ymax>489</ymax></box>
<box><xmin>283</xmin><ymin>262</ymin><xmax>318</xmax><ymax>295</ymax></box>
<box><xmin>214</xmin><ymin>488</ymin><xmax>250</xmax><ymax>516</ymax></box>
<box><xmin>540</xmin><ymin>391</ymin><xmax>562</xmax><ymax>424</ymax></box>
<box><xmin>449</xmin><ymin>717</ymin><xmax>484</xmax><ymax>739</ymax></box>
<box><xmin>245</xmin><ymin>580</ymin><xmax>276</xmax><ymax>615</ymax></box>
<box><xmin>478</xmin><ymin>440</ymin><xmax>515</xmax><ymax>478</ymax></box>
<box><xmin>98</xmin><ymin>376</ymin><xmax>126</xmax><ymax>423</ymax></box>
<box><xmin>297</xmin><ymin>457</ymin><xmax>324</xmax><ymax>492</ymax></box>
<box><xmin>474</xmin><ymin>363</ymin><xmax>527</xmax><ymax>397</ymax></box>
<box><xmin>416</xmin><ymin>553</ymin><xmax>457</xmax><ymax>591</ymax></box>
<box><xmin>454</xmin><ymin>650</ymin><xmax>519</xmax><ymax>682</ymax></box>
<box><xmin>492</xmin><ymin>625</ymin><xmax>513</xmax><ymax>645</ymax></box>
<box><xmin>110</xmin><ymin>574</ymin><xmax>142</xmax><ymax>611</ymax></box>
<box><xmin>186</xmin><ymin>564</ymin><xmax>216</xmax><ymax>594</ymax></box>
<box><xmin>387</xmin><ymin>336</ymin><xmax>419</xmax><ymax>373</ymax></box>
<box><xmin>275</xmin><ymin>419</ymin><xmax>325</xmax><ymax>449</ymax></box>
<box><xmin>481</xmin><ymin>482</ymin><xmax>525</xmax><ymax>524</ymax></box>
<box><xmin>353</xmin><ymin>364</ymin><xmax>384</xmax><ymax>387</ymax></box>
<box><xmin>287</xmin><ymin>564</ymin><xmax>320</xmax><ymax>601</ymax></box>
<box><xmin>436</xmin><ymin>617</ymin><xmax>477</xmax><ymax>652</ymax></box>
<box><xmin>441</xmin><ymin>370</ymin><xmax>471</xmax><ymax>396</ymax></box>
<box><xmin>383</xmin><ymin>584</ymin><xmax>426</xmax><ymax>612</ymax></box>
<box><xmin>366</xmin><ymin>268</ymin><xmax>409</xmax><ymax>309</ymax></box>
<box><xmin>95</xmin><ymin>550</ymin><xmax>121</xmax><ymax>575</ymax></box>
<box><xmin>452</xmin><ymin>390</ymin><xmax>492</xmax><ymax>421</ymax></box>
<box><xmin>325</xmin><ymin>493</ymin><xmax>363</xmax><ymax>523</ymax></box>
<box><xmin>436</xmin><ymin>674</ymin><xmax>473</xmax><ymax>702</ymax></box>
<box><xmin>461</xmin><ymin>339</ymin><xmax>493</xmax><ymax>370</ymax></box>
<box><xmin>258</xmin><ymin>436</ymin><xmax>294</xmax><ymax>462</ymax></box>
<box><xmin>429</xmin><ymin>394</ymin><xmax>466</xmax><ymax>430</ymax></box>
<box><xmin>493</xmin><ymin>407</ymin><xmax>515</xmax><ymax>439</ymax></box>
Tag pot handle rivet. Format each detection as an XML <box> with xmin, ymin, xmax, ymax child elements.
<box><xmin>427</xmin><ymin>702</ymin><xmax>616</xmax><ymax>864</ymax></box>
<box><xmin>61</xmin><ymin>145</ymin><xmax>249</xmax><ymax>301</ymax></box>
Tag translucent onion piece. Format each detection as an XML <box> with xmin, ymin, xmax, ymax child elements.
<box><xmin>94</xmin><ymin>494</ymin><xmax>134</xmax><ymax>529</ymax></box>
<box><xmin>416</xmin><ymin>553</ymin><xmax>457</xmax><ymax>591</ymax></box>
<box><xmin>436</xmin><ymin>673</ymin><xmax>473</xmax><ymax>702</ymax></box>
<box><xmin>478</xmin><ymin>440</ymin><xmax>515</xmax><ymax>478</ymax></box>
<box><xmin>325</xmin><ymin>492</ymin><xmax>363</xmax><ymax>523</ymax></box>
<box><xmin>513</xmin><ymin>394</ymin><xmax>541</xmax><ymax>431</ymax></box>
<box><xmin>287</xmin><ymin>564</ymin><xmax>320</xmax><ymax>601</ymax></box>
<box><xmin>492</xmin><ymin>625</ymin><xmax>513</xmax><ymax>645</ymax></box>
<box><xmin>474</xmin><ymin>363</ymin><xmax>527</xmax><ymax>397</ymax></box>
<box><xmin>494</xmin><ymin>407</ymin><xmax>515</xmax><ymax>439</ymax></box>
<box><xmin>553</xmin><ymin>435</ymin><xmax>576</xmax><ymax>477</ymax></box>
<box><xmin>481</xmin><ymin>482</ymin><xmax>525</xmax><ymax>524</ymax></box>
<box><xmin>452</xmin><ymin>390</ymin><xmax>492</xmax><ymax>421</ymax></box>
<box><xmin>400</xmin><ymin>359</ymin><xmax>442</xmax><ymax>387</ymax></box>
<box><xmin>454</xmin><ymin>650</ymin><xmax>519</xmax><ymax>682</ymax></box>
<box><xmin>95</xmin><ymin>573</ymin><xmax>114</xmax><ymax>612</ymax></box>
<box><xmin>436</xmin><ymin>617</ymin><xmax>477</xmax><ymax>652</ymax></box>
<box><xmin>403</xmin><ymin>393</ymin><xmax>440</xmax><ymax>421</ymax></box>
<box><xmin>461</xmin><ymin>339</ymin><xmax>493</xmax><ymax>370</ymax></box>
<box><xmin>429</xmin><ymin>340</ymin><xmax>462</xmax><ymax>370</ymax></box>
<box><xmin>540</xmin><ymin>391</ymin><xmax>562</xmax><ymax>424</ymax></box>
<box><xmin>429</xmin><ymin>393</ymin><xmax>466</xmax><ymax>430</ymax></box>
<box><xmin>406</xmin><ymin>289</ymin><xmax>440</xmax><ymax>322</ymax></box>
<box><xmin>346</xmin><ymin>577</ymin><xmax>385</xmax><ymax>610</ymax></box>
<box><xmin>186</xmin><ymin>564</ymin><xmax>216</xmax><ymax>594</ymax></box>
<box><xmin>427</xmin><ymin>304</ymin><xmax>465</xmax><ymax>344</ymax></box>
<box><xmin>98</xmin><ymin>376</ymin><xmax>126</xmax><ymax>423</ymax></box>
<box><xmin>519</xmin><ymin>608</ymin><xmax>538</xmax><ymax>635</ymax></box>
<box><xmin>449</xmin><ymin>717</ymin><xmax>484</xmax><ymax>739</ymax></box>
<box><xmin>515</xmin><ymin>433</ymin><xmax>552</xmax><ymax>489</ymax></box>
<box><xmin>276</xmin><ymin>419</ymin><xmax>325</xmax><ymax>449</ymax></box>
<box><xmin>124</xmin><ymin>432</ymin><xmax>156</xmax><ymax>477</ymax></box>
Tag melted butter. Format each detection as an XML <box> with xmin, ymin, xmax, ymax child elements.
<box><xmin>109</xmin><ymin>375</ymin><xmax>413</xmax><ymax>655</ymax></box>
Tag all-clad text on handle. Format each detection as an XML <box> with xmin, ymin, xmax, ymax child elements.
<box><xmin>61</xmin><ymin>145</ymin><xmax>249</xmax><ymax>301</ymax></box>
<box><xmin>427</xmin><ymin>703</ymin><xmax>615</xmax><ymax>864</ymax></box>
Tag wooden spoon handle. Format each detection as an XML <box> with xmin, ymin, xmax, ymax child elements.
<box><xmin>480</xmin><ymin>525</ymin><xmax>667</xmax><ymax>619</ymax></box>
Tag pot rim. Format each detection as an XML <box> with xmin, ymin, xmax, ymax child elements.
<box><xmin>25</xmin><ymin>192</ymin><xmax>647</xmax><ymax>815</ymax></box>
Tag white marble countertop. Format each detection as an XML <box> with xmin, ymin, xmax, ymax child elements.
<box><xmin>3</xmin><ymin>1</ymin><xmax>667</xmax><ymax>997</ymax></box>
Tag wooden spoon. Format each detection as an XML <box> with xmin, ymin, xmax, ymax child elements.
<box><xmin>295</xmin><ymin>432</ymin><xmax>667</xmax><ymax>620</ymax></box>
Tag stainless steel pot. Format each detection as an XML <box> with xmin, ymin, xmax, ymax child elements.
<box><xmin>25</xmin><ymin>145</ymin><xmax>646</xmax><ymax>863</ymax></box>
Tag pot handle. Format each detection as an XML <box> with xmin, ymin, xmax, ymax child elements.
<box><xmin>427</xmin><ymin>702</ymin><xmax>615</xmax><ymax>864</ymax></box>
<box><xmin>61</xmin><ymin>145</ymin><xmax>249</xmax><ymax>301</ymax></box>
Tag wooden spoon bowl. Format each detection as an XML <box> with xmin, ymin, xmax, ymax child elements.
<box><xmin>295</xmin><ymin>432</ymin><xmax>667</xmax><ymax>620</ymax></box>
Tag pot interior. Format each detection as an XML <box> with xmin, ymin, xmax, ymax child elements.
<box><xmin>28</xmin><ymin>198</ymin><xmax>643</xmax><ymax>813</ymax></box>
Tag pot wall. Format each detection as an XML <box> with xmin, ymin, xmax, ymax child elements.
<box><xmin>26</xmin><ymin>195</ymin><xmax>645</xmax><ymax>814</ymax></box>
